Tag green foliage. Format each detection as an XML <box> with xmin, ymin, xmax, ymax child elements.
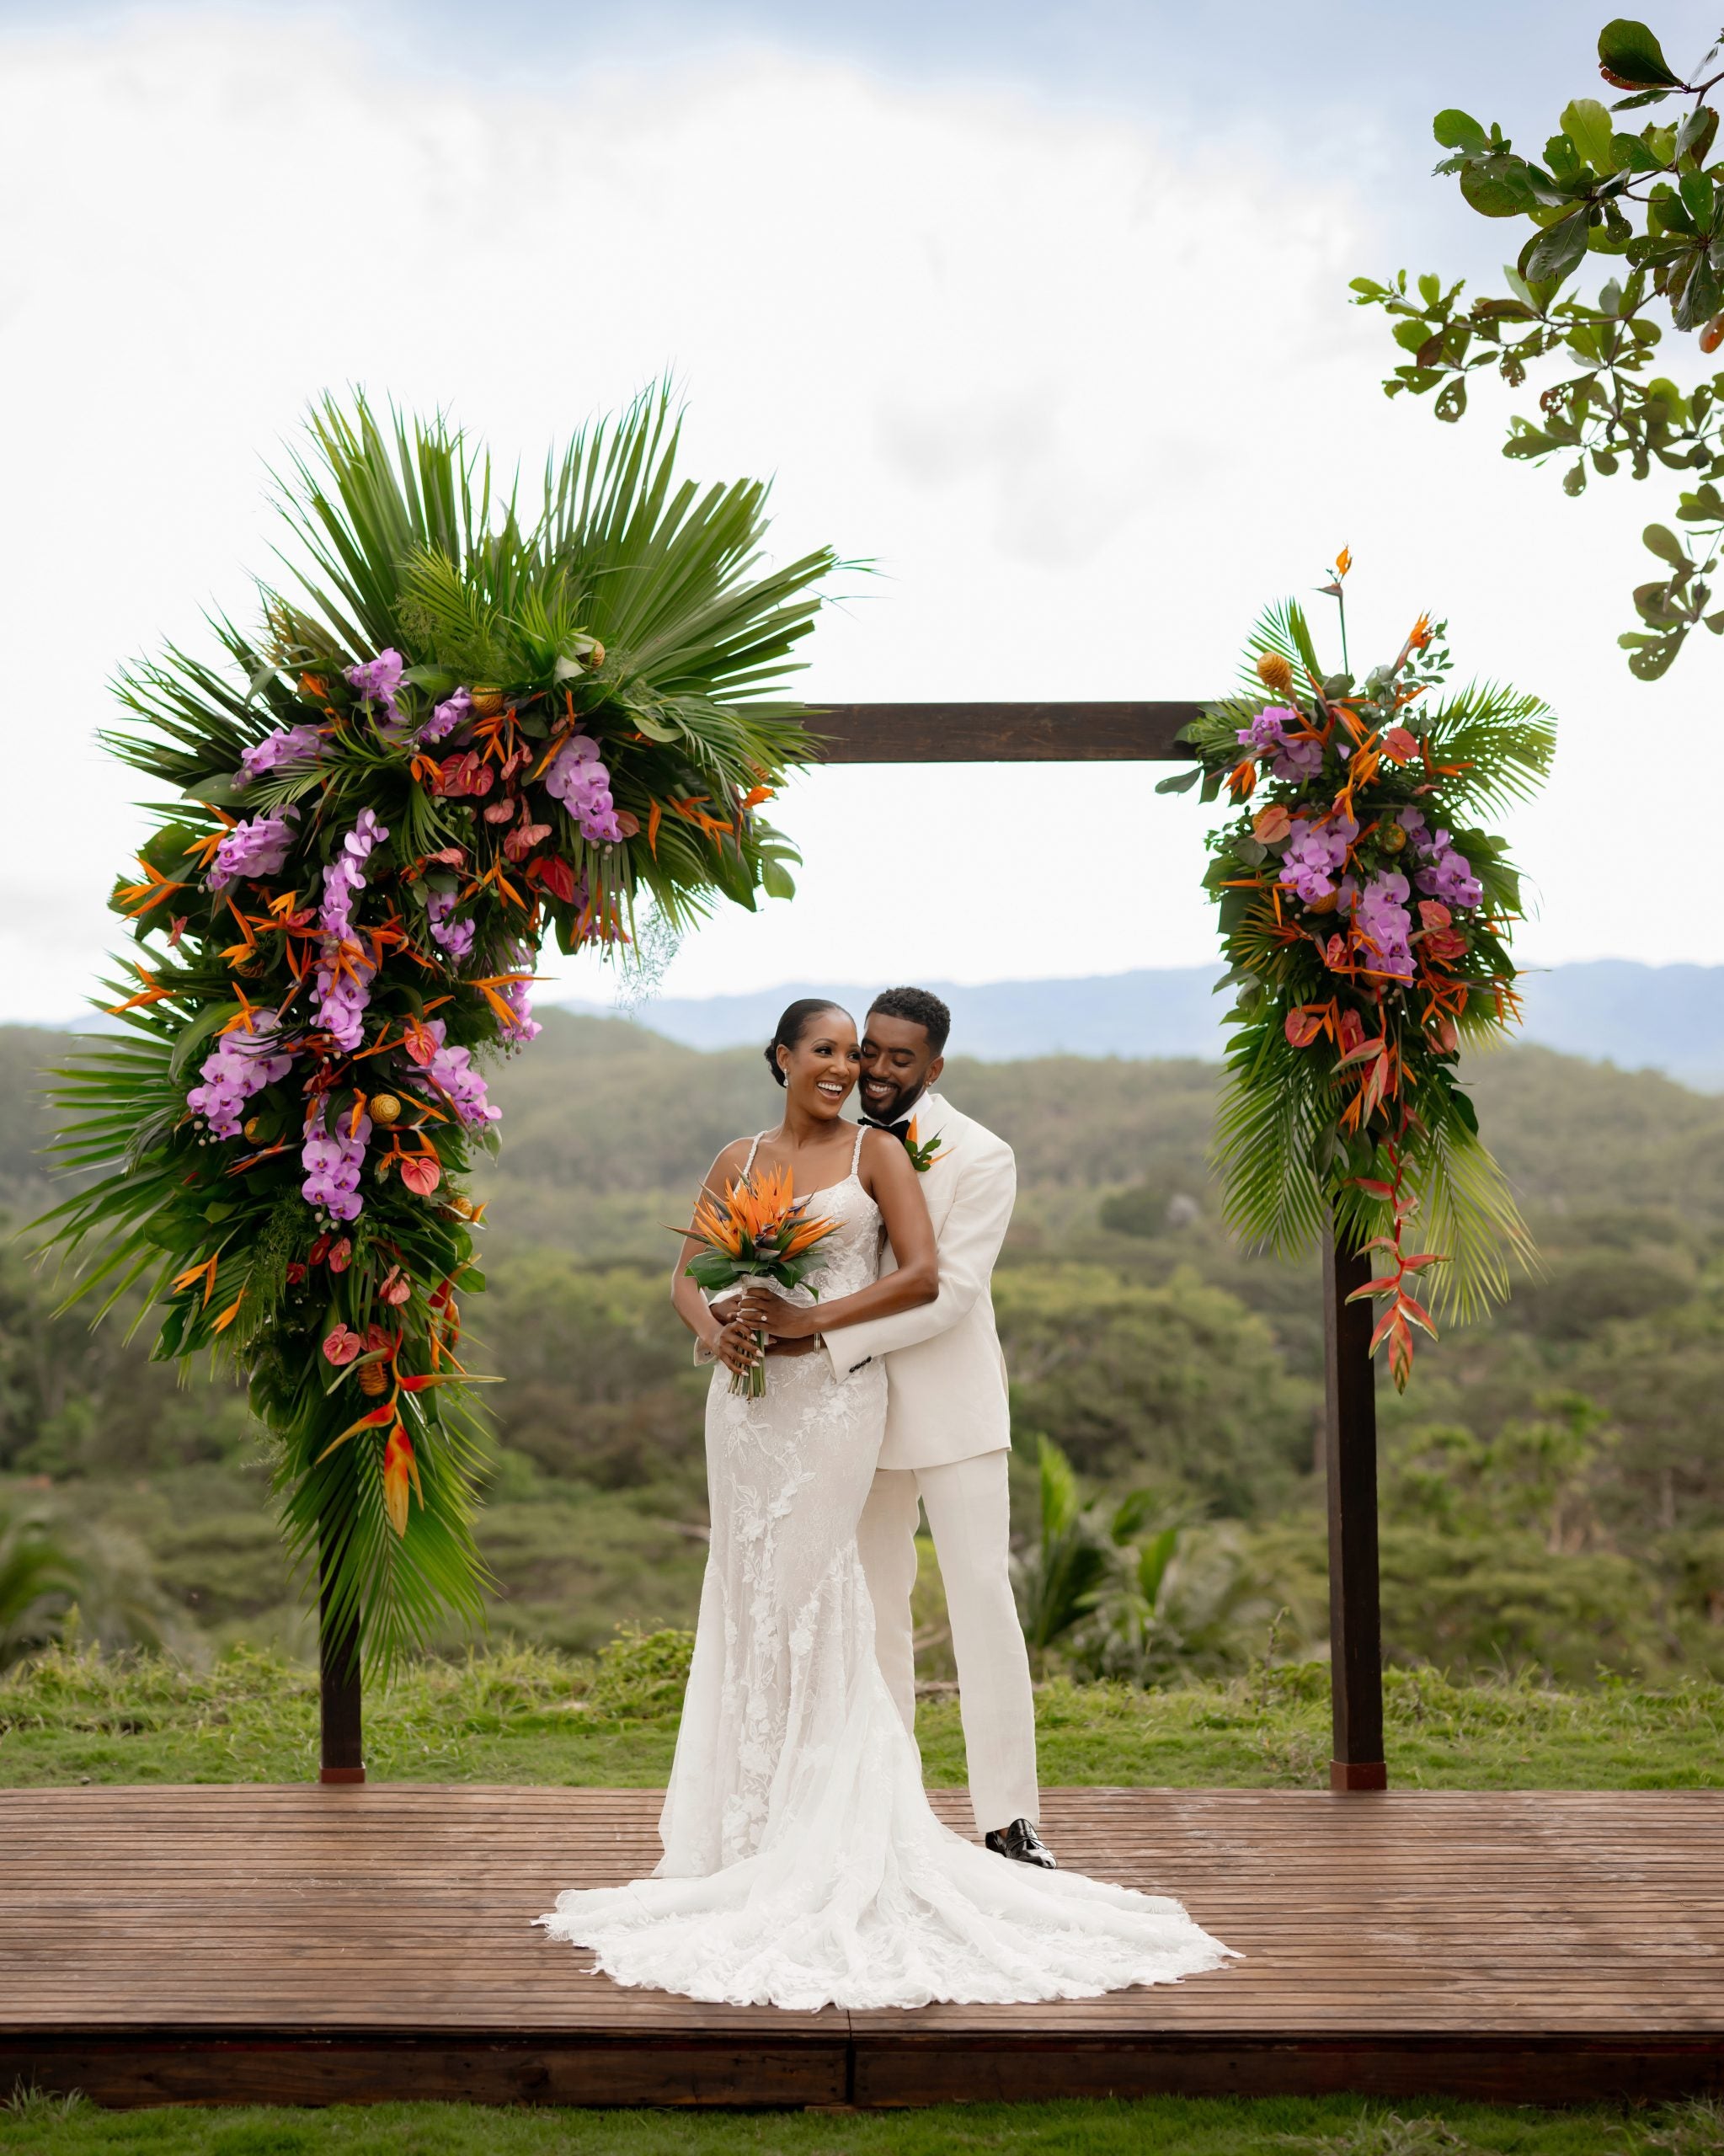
<box><xmin>0</xmin><ymin>1505</ymin><xmax>82</xmax><ymax>1668</ymax></box>
<box><xmin>30</xmin><ymin>387</ymin><xmax>838</xmax><ymax>1676</ymax></box>
<box><xmin>997</xmin><ymin>1267</ymin><xmax>1313</xmax><ymax>1513</ymax></box>
<box><xmin>1354</xmin><ymin>19</ymin><xmax>1724</xmax><ymax>675</ymax></box>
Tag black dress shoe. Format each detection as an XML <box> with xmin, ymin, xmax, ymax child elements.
<box><xmin>985</xmin><ymin>1817</ymin><xmax>1057</xmax><ymax>1869</ymax></box>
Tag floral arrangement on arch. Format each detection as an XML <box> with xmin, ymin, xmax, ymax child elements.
<box><xmin>1162</xmin><ymin>555</ymin><xmax>1556</xmax><ymax>1385</ymax></box>
<box><xmin>39</xmin><ymin>389</ymin><xmax>836</xmax><ymax>1663</ymax></box>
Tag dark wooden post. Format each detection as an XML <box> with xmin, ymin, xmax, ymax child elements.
<box><xmin>1323</xmin><ymin>1229</ymin><xmax>1387</xmax><ymax>1791</ymax></box>
<box><xmin>318</xmin><ymin>1524</ymin><xmax>365</xmax><ymax>1785</ymax></box>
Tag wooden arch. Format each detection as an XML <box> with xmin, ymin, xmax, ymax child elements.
<box><xmin>319</xmin><ymin>702</ymin><xmax>1386</xmax><ymax>1794</ymax></box>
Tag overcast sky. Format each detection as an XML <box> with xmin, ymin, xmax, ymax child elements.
<box><xmin>5</xmin><ymin>1</ymin><xmax>1721</xmax><ymax>1022</ymax></box>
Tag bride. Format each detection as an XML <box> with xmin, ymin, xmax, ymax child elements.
<box><xmin>538</xmin><ymin>998</ymin><xmax>1232</xmax><ymax>2010</ymax></box>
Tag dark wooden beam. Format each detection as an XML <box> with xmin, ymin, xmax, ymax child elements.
<box><xmin>1324</xmin><ymin>1230</ymin><xmax>1387</xmax><ymax>1792</ymax></box>
<box><xmin>811</xmin><ymin>702</ymin><xmax>1204</xmax><ymax>763</ymax></box>
<box><xmin>318</xmin><ymin>1529</ymin><xmax>365</xmax><ymax>1787</ymax></box>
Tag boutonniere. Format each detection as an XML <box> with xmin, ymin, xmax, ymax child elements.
<box><xmin>904</xmin><ymin>1118</ymin><xmax>945</xmax><ymax>1174</ymax></box>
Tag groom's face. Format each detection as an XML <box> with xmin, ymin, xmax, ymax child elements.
<box><xmin>860</xmin><ymin>1013</ymin><xmax>944</xmax><ymax>1123</ymax></box>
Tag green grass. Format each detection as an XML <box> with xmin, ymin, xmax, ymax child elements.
<box><xmin>1</xmin><ymin>1636</ymin><xmax>1719</xmax><ymax>1790</ymax></box>
<box><xmin>3</xmin><ymin>2092</ymin><xmax>1724</xmax><ymax>2155</ymax></box>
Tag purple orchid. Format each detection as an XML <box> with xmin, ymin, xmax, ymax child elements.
<box><xmin>414</xmin><ymin>1018</ymin><xmax>502</xmax><ymax>1128</ymax></box>
<box><xmin>420</xmin><ymin>686</ymin><xmax>472</xmax><ymax>745</ymax></box>
<box><xmin>301</xmin><ymin>1109</ymin><xmax>372</xmax><ymax>1222</ymax></box>
<box><xmin>344</xmin><ymin>649</ymin><xmax>406</xmax><ymax>727</ymax></box>
<box><xmin>546</xmin><ymin>734</ymin><xmax>624</xmax><ymax>845</ymax></box>
<box><xmin>236</xmin><ymin>725</ymin><xmax>321</xmax><ymax>789</ymax></box>
<box><xmin>1355</xmin><ymin>869</ymin><xmax>1415</xmax><ymax>979</ymax></box>
<box><xmin>426</xmin><ymin>889</ymin><xmax>476</xmax><ymax>961</ymax></box>
<box><xmin>185</xmin><ymin>1011</ymin><xmax>294</xmax><ymax>1139</ymax></box>
<box><xmin>206</xmin><ymin>810</ymin><xmax>298</xmax><ymax>892</ymax></box>
<box><xmin>312</xmin><ymin>811</ymin><xmax>389</xmax><ymax>1049</ymax></box>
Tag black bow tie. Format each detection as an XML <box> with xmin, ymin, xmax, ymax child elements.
<box><xmin>861</xmin><ymin>1116</ymin><xmax>913</xmax><ymax>1143</ymax></box>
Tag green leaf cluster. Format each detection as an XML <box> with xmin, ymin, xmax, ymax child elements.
<box><xmin>1354</xmin><ymin>19</ymin><xmax>1724</xmax><ymax>675</ymax></box>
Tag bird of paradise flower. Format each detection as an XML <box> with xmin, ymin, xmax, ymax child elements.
<box><xmin>678</xmin><ymin>1163</ymin><xmax>839</xmax><ymax>1396</ymax></box>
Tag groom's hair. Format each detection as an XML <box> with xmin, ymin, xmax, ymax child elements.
<box><xmin>867</xmin><ymin>986</ymin><xmax>950</xmax><ymax>1056</ymax></box>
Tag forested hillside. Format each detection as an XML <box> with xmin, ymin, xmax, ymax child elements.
<box><xmin>2</xmin><ymin>1017</ymin><xmax>1721</xmax><ymax>1684</ymax></box>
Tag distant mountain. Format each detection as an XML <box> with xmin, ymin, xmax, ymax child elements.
<box><xmin>566</xmin><ymin>959</ymin><xmax>1724</xmax><ymax>1091</ymax></box>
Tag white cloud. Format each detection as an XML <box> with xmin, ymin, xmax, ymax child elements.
<box><xmin>0</xmin><ymin>8</ymin><xmax>1700</xmax><ymax>1026</ymax></box>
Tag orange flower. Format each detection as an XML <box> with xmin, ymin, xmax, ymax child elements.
<box><xmin>1334</xmin><ymin>545</ymin><xmax>1352</xmax><ymax>579</ymax></box>
<box><xmin>382</xmin><ymin>1422</ymin><xmax>421</xmax><ymax>1538</ymax></box>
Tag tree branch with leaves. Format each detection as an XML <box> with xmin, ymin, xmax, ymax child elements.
<box><xmin>1353</xmin><ymin>18</ymin><xmax>1724</xmax><ymax>679</ymax></box>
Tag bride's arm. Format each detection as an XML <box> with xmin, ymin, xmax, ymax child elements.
<box><xmin>739</xmin><ymin>1131</ymin><xmax>937</xmax><ymax>1342</ymax></box>
<box><xmin>671</xmin><ymin>1142</ymin><xmax>766</xmax><ymax>1379</ymax></box>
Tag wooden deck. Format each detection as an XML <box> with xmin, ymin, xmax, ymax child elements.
<box><xmin>3</xmin><ymin>1785</ymin><xmax>1720</xmax><ymax>2110</ymax></box>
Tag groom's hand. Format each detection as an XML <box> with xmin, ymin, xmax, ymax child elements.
<box><xmin>737</xmin><ymin>1287</ymin><xmax>815</xmax><ymax>1340</ymax></box>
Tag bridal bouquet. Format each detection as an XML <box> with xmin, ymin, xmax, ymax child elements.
<box><xmin>682</xmin><ymin>1164</ymin><xmax>838</xmax><ymax>1396</ymax></box>
<box><xmin>1163</xmin><ymin>557</ymin><xmax>1555</xmax><ymax>1385</ymax></box>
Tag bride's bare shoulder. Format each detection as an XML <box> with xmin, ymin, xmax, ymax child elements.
<box><xmin>701</xmin><ymin>1134</ymin><xmax>761</xmax><ymax>1192</ymax></box>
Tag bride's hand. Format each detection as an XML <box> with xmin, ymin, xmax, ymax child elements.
<box><xmin>736</xmin><ymin>1288</ymin><xmax>814</xmax><ymax>1341</ymax></box>
<box><xmin>707</xmin><ymin>1315</ymin><xmax>764</xmax><ymax>1376</ymax></box>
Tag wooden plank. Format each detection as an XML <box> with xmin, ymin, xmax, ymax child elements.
<box><xmin>809</xmin><ymin>702</ymin><xmax>1202</xmax><ymax>764</ymax></box>
<box><xmin>3</xmin><ymin>1785</ymin><xmax>1721</xmax><ymax>2108</ymax></box>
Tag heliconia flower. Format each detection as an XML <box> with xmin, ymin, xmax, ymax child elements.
<box><xmin>382</xmin><ymin>1422</ymin><xmax>419</xmax><ymax>1538</ymax></box>
<box><xmin>236</xmin><ymin>724</ymin><xmax>321</xmax><ymax>788</ymax></box>
<box><xmin>323</xmin><ymin>1324</ymin><xmax>362</xmax><ymax>1366</ymax></box>
<box><xmin>1429</xmin><ymin>1012</ymin><xmax>1460</xmax><ymax>1053</ymax></box>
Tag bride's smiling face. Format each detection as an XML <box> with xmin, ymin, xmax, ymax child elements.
<box><xmin>778</xmin><ymin>1011</ymin><xmax>862</xmax><ymax>1121</ymax></box>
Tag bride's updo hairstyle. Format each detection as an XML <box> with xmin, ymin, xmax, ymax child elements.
<box><xmin>766</xmin><ymin>999</ymin><xmax>850</xmax><ymax>1086</ymax></box>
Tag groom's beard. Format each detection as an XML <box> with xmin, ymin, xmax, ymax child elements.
<box><xmin>861</xmin><ymin>1075</ymin><xmax>927</xmax><ymax>1125</ymax></box>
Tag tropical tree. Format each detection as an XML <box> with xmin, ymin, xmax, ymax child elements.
<box><xmin>1353</xmin><ymin>18</ymin><xmax>1724</xmax><ymax>677</ymax></box>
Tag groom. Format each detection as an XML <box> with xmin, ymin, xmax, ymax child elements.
<box><xmin>829</xmin><ymin>987</ymin><xmax>1053</xmax><ymax>1870</ymax></box>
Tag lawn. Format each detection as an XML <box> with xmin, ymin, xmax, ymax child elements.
<box><xmin>1</xmin><ymin>1634</ymin><xmax>1720</xmax><ymax>1791</ymax></box>
<box><xmin>5</xmin><ymin>2090</ymin><xmax>1724</xmax><ymax>2155</ymax></box>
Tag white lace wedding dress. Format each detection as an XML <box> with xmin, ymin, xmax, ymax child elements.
<box><xmin>538</xmin><ymin>1127</ymin><xmax>1234</xmax><ymax>2011</ymax></box>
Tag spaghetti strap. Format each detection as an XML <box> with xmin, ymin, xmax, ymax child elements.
<box><xmin>742</xmin><ymin>1132</ymin><xmax>766</xmax><ymax>1177</ymax></box>
<box><xmin>849</xmin><ymin>1123</ymin><xmax>866</xmax><ymax>1177</ymax></box>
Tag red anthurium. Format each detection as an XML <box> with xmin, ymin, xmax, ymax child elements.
<box><xmin>1418</xmin><ymin>899</ymin><xmax>1452</xmax><ymax>930</ymax></box>
<box><xmin>1337</xmin><ymin>1009</ymin><xmax>1366</xmax><ymax>1058</ymax></box>
<box><xmin>328</xmin><ymin>1237</ymin><xmax>353</xmax><ymax>1273</ymax></box>
<box><xmin>1422</xmin><ymin>927</ymin><xmax>1469</xmax><ymax>963</ymax></box>
<box><xmin>379</xmin><ymin>1265</ymin><xmax>412</xmax><ymax>1306</ymax></box>
<box><xmin>526</xmin><ymin>855</ymin><xmax>578</xmax><ymax>903</ymax></box>
<box><xmin>365</xmin><ymin>1323</ymin><xmax>394</xmax><ymax>1353</ymax></box>
<box><xmin>286</xmin><ymin>1262</ymin><xmax>307</xmax><ymax>1285</ymax></box>
<box><xmin>322</xmin><ymin>1324</ymin><xmax>362</xmax><ymax>1366</ymax></box>
<box><xmin>403</xmin><ymin>1017</ymin><xmax>439</xmax><ymax>1066</ymax></box>
<box><xmin>400</xmin><ymin>1153</ymin><xmax>441</xmax><ymax>1197</ymax></box>
<box><xmin>1284</xmin><ymin>1008</ymin><xmax>1324</xmax><ymax>1049</ymax></box>
<box><xmin>308</xmin><ymin>1233</ymin><xmax>332</xmax><ymax>1266</ymax></box>
<box><xmin>1380</xmin><ymin>725</ymin><xmax>1418</xmax><ymax>763</ymax></box>
<box><xmin>503</xmin><ymin>820</ymin><xmax>552</xmax><ymax>862</ymax></box>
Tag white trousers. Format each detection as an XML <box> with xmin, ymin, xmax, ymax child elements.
<box><xmin>856</xmin><ymin>1449</ymin><xmax>1040</xmax><ymax>1834</ymax></box>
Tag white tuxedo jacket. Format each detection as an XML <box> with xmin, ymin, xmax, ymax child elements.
<box><xmin>823</xmin><ymin>1091</ymin><xmax>1016</xmax><ymax>1470</ymax></box>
